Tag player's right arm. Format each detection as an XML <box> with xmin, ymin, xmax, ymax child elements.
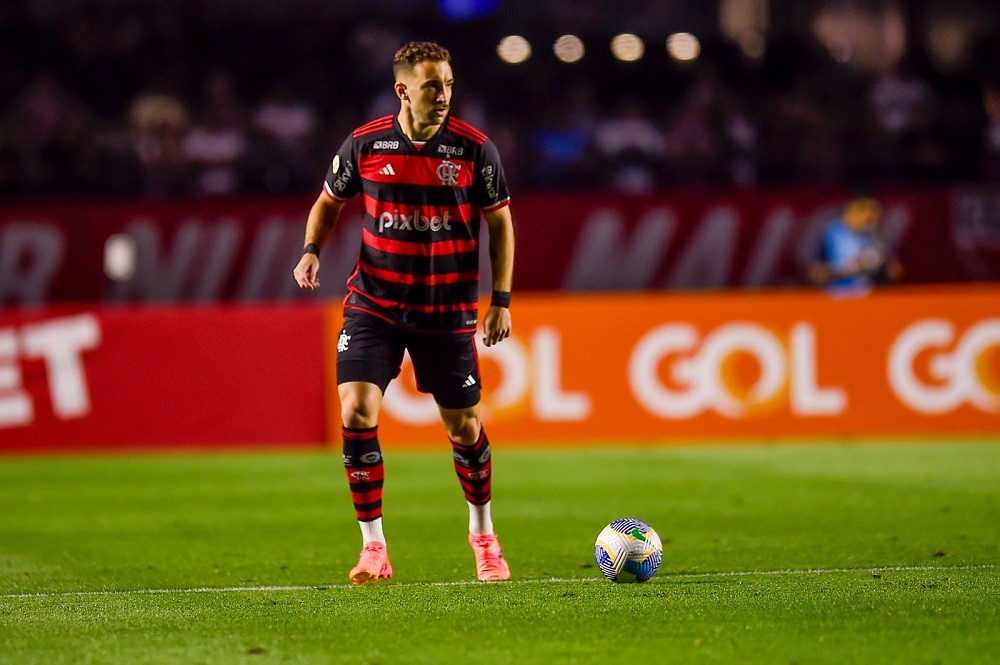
<box><xmin>294</xmin><ymin>135</ymin><xmax>359</xmax><ymax>290</ymax></box>
<box><xmin>293</xmin><ymin>193</ymin><xmax>347</xmax><ymax>290</ymax></box>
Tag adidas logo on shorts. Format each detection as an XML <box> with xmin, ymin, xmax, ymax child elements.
<box><xmin>463</xmin><ymin>374</ymin><xmax>477</xmax><ymax>388</ymax></box>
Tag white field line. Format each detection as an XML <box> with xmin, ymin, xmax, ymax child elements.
<box><xmin>1</xmin><ymin>563</ymin><xmax>996</xmax><ymax>600</ymax></box>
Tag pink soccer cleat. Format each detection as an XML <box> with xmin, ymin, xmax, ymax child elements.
<box><xmin>349</xmin><ymin>541</ymin><xmax>393</xmax><ymax>586</ymax></box>
<box><xmin>468</xmin><ymin>533</ymin><xmax>511</xmax><ymax>581</ymax></box>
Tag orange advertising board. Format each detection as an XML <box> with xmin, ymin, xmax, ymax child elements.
<box><xmin>324</xmin><ymin>286</ymin><xmax>1000</xmax><ymax>446</ymax></box>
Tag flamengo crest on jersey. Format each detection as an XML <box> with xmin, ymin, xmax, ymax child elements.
<box><xmin>323</xmin><ymin>115</ymin><xmax>510</xmax><ymax>333</ymax></box>
<box><xmin>436</xmin><ymin>160</ymin><xmax>461</xmax><ymax>185</ymax></box>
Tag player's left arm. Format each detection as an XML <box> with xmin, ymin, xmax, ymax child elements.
<box><xmin>483</xmin><ymin>204</ymin><xmax>514</xmax><ymax>347</ymax></box>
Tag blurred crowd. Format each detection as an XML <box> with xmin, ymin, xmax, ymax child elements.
<box><xmin>3</xmin><ymin>4</ymin><xmax>1000</xmax><ymax>199</ymax></box>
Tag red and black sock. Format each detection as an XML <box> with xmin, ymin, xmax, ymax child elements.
<box><xmin>343</xmin><ymin>426</ymin><xmax>384</xmax><ymax>522</ymax></box>
<box><xmin>451</xmin><ymin>429</ymin><xmax>492</xmax><ymax>506</ymax></box>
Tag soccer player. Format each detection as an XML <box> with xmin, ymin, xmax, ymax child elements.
<box><xmin>809</xmin><ymin>195</ymin><xmax>902</xmax><ymax>295</ymax></box>
<box><xmin>292</xmin><ymin>41</ymin><xmax>515</xmax><ymax>585</ymax></box>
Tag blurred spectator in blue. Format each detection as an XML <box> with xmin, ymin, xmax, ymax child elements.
<box><xmin>183</xmin><ymin>70</ymin><xmax>248</xmax><ymax>196</ymax></box>
<box><xmin>809</xmin><ymin>195</ymin><xmax>903</xmax><ymax>295</ymax></box>
<box><xmin>593</xmin><ymin>95</ymin><xmax>665</xmax><ymax>193</ymax></box>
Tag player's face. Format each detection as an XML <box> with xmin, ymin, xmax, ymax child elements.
<box><xmin>845</xmin><ymin>198</ymin><xmax>881</xmax><ymax>231</ymax></box>
<box><xmin>400</xmin><ymin>60</ymin><xmax>453</xmax><ymax>127</ymax></box>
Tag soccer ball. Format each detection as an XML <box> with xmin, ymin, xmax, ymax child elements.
<box><xmin>594</xmin><ymin>518</ymin><xmax>663</xmax><ymax>583</ymax></box>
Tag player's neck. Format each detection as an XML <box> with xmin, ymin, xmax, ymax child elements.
<box><xmin>398</xmin><ymin>109</ymin><xmax>443</xmax><ymax>142</ymax></box>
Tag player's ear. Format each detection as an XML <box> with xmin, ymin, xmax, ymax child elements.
<box><xmin>395</xmin><ymin>82</ymin><xmax>408</xmax><ymax>101</ymax></box>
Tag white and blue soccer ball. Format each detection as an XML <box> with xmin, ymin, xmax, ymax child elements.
<box><xmin>594</xmin><ymin>518</ymin><xmax>663</xmax><ymax>583</ymax></box>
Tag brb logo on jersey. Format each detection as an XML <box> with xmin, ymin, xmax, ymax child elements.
<box><xmin>436</xmin><ymin>160</ymin><xmax>462</xmax><ymax>186</ymax></box>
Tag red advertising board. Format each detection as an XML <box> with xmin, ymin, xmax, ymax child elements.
<box><xmin>1</xmin><ymin>188</ymin><xmax>998</xmax><ymax>307</ymax></box>
<box><xmin>0</xmin><ymin>305</ymin><xmax>326</xmax><ymax>453</ymax></box>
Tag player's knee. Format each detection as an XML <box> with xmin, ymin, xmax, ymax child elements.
<box><xmin>340</xmin><ymin>393</ymin><xmax>379</xmax><ymax>429</ymax></box>
<box><xmin>444</xmin><ymin>412</ymin><xmax>481</xmax><ymax>446</ymax></box>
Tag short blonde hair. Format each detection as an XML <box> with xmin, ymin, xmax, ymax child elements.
<box><xmin>393</xmin><ymin>41</ymin><xmax>451</xmax><ymax>79</ymax></box>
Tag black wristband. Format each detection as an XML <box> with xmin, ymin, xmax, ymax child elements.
<box><xmin>490</xmin><ymin>290</ymin><xmax>511</xmax><ymax>308</ymax></box>
<box><xmin>303</xmin><ymin>243</ymin><xmax>320</xmax><ymax>256</ymax></box>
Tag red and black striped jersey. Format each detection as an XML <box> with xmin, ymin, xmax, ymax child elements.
<box><xmin>323</xmin><ymin>114</ymin><xmax>511</xmax><ymax>333</ymax></box>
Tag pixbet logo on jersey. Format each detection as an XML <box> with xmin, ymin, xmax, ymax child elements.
<box><xmin>889</xmin><ymin>319</ymin><xmax>1000</xmax><ymax>414</ymax></box>
<box><xmin>377</xmin><ymin>209</ymin><xmax>453</xmax><ymax>233</ymax></box>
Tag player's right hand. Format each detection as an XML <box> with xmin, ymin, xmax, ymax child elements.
<box><xmin>293</xmin><ymin>254</ymin><xmax>321</xmax><ymax>289</ymax></box>
<box><xmin>483</xmin><ymin>305</ymin><xmax>511</xmax><ymax>347</ymax></box>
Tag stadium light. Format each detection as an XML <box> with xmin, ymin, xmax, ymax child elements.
<box><xmin>553</xmin><ymin>34</ymin><xmax>585</xmax><ymax>63</ymax></box>
<box><xmin>497</xmin><ymin>35</ymin><xmax>532</xmax><ymax>64</ymax></box>
<box><xmin>666</xmin><ymin>32</ymin><xmax>701</xmax><ymax>62</ymax></box>
<box><xmin>611</xmin><ymin>33</ymin><xmax>644</xmax><ymax>62</ymax></box>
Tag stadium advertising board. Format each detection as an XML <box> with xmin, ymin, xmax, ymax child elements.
<box><xmin>3</xmin><ymin>287</ymin><xmax>996</xmax><ymax>453</ymax></box>
<box><xmin>2</xmin><ymin>188</ymin><xmax>999</xmax><ymax>308</ymax></box>
<box><xmin>0</xmin><ymin>305</ymin><xmax>325</xmax><ymax>452</ymax></box>
<box><xmin>355</xmin><ymin>287</ymin><xmax>1000</xmax><ymax>445</ymax></box>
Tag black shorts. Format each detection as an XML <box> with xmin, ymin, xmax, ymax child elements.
<box><xmin>336</xmin><ymin>307</ymin><xmax>481</xmax><ymax>409</ymax></box>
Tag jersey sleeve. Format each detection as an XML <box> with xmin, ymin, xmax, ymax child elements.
<box><xmin>322</xmin><ymin>135</ymin><xmax>361</xmax><ymax>201</ymax></box>
<box><xmin>474</xmin><ymin>138</ymin><xmax>511</xmax><ymax>212</ymax></box>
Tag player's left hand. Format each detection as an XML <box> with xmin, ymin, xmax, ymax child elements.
<box><xmin>483</xmin><ymin>306</ymin><xmax>511</xmax><ymax>347</ymax></box>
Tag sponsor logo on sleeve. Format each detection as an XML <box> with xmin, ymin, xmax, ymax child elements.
<box><xmin>333</xmin><ymin>159</ymin><xmax>354</xmax><ymax>193</ymax></box>
<box><xmin>482</xmin><ymin>164</ymin><xmax>498</xmax><ymax>199</ymax></box>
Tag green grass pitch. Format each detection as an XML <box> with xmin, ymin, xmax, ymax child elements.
<box><xmin>1</xmin><ymin>440</ymin><xmax>998</xmax><ymax>664</ymax></box>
